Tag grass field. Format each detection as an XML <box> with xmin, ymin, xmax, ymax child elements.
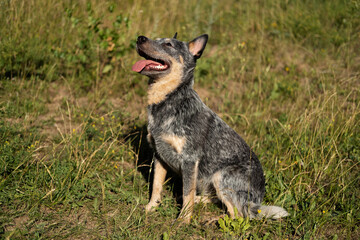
<box><xmin>0</xmin><ymin>0</ymin><xmax>359</xmax><ymax>239</ymax></box>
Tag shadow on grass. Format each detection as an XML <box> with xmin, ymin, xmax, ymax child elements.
<box><xmin>124</xmin><ymin>124</ymin><xmax>182</xmax><ymax>202</ymax></box>
<box><xmin>124</xmin><ymin>124</ymin><xmax>153</xmax><ymax>182</ymax></box>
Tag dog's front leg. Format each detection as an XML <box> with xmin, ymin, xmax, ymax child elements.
<box><xmin>178</xmin><ymin>160</ymin><xmax>199</xmax><ymax>223</ymax></box>
<box><xmin>146</xmin><ymin>158</ymin><xmax>167</xmax><ymax>212</ymax></box>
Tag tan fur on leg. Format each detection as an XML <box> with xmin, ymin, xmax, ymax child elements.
<box><xmin>145</xmin><ymin>160</ymin><xmax>167</xmax><ymax>212</ymax></box>
<box><xmin>212</xmin><ymin>172</ymin><xmax>238</xmax><ymax>218</ymax></box>
<box><xmin>195</xmin><ymin>195</ymin><xmax>212</xmax><ymax>204</ymax></box>
<box><xmin>179</xmin><ymin>192</ymin><xmax>196</xmax><ymax>223</ymax></box>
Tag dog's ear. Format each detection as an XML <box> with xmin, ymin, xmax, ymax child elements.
<box><xmin>188</xmin><ymin>34</ymin><xmax>208</xmax><ymax>59</ymax></box>
<box><xmin>173</xmin><ymin>32</ymin><xmax>178</xmax><ymax>39</ymax></box>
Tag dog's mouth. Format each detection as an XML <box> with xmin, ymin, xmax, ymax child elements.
<box><xmin>132</xmin><ymin>49</ymin><xmax>169</xmax><ymax>73</ymax></box>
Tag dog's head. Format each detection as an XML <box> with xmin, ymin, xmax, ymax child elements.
<box><xmin>132</xmin><ymin>33</ymin><xmax>208</xmax><ymax>81</ymax></box>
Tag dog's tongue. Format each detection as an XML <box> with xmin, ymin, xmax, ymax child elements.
<box><xmin>132</xmin><ymin>60</ymin><xmax>161</xmax><ymax>72</ymax></box>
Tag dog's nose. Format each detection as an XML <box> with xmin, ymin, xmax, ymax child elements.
<box><xmin>137</xmin><ymin>36</ymin><xmax>148</xmax><ymax>44</ymax></box>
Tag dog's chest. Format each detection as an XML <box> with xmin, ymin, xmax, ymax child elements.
<box><xmin>147</xmin><ymin>104</ymin><xmax>185</xmax><ymax>134</ymax></box>
<box><xmin>147</xmin><ymin>110</ymin><xmax>187</xmax><ymax>172</ymax></box>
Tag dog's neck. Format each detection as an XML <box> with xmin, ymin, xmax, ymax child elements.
<box><xmin>147</xmin><ymin>59</ymin><xmax>195</xmax><ymax>105</ymax></box>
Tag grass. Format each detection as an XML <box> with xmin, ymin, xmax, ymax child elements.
<box><xmin>0</xmin><ymin>0</ymin><xmax>359</xmax><ymax>239</ymax></box>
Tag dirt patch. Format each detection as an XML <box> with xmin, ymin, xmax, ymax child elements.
<box><xmin>4</xmin><ymin>215</ymin><xmax>30</xmax><ymax>232</ymax></box>
<box><xmin>3</xmin><ymin>118</ymin><xmax>22</xmax><ymax>124</ymax></box>
<box><xmin>195</xmin><ymin>86</ymin><xmax>222</xmax><ymax>113</ymax></box>
<box><xmin>39</xmin><ymin>82</ymin><xmax>83</xmax><ymax>138</ymax></box>
<box><xmin>108</xmin><ymin>95</ymin><xmax>147</xmax><ymax>122</ymax></box>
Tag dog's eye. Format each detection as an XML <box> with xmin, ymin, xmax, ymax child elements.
<box><xmin>165</xmin><ymin>42</ymin><xmax>173</xmax><ymax>47</ymax></box>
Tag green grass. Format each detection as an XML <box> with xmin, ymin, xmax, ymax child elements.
<box><xmin>1</xmin><ymin>0</ymin><xmax>359</xmax><ymax>239</ymax></box>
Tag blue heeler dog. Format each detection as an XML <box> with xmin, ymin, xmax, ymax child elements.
<box><xmin>132</xmin><ymin>33</ymin><xmax>289</xmax><ymax>223</ymax></box>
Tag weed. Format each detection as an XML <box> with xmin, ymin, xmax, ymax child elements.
<box><xmin>52</xmin><ymin>3</ymin><xmax>135</xmax><ymax>89</ymax></box>
<box><xmin>218</xmin><ymin>213</ymin><xmax>251</xmax><ymax>238</ymax></box>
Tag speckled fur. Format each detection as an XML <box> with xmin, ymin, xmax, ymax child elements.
<box><xmin>134</xmin><ymin>34</ymin><xmax>288</xmax><ymax>222</ymax></box>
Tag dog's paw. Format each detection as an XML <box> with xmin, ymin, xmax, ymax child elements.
<box><xmin>145</xmin><ymin>201</ymin><xmax>159</xmax><ymax>213</ymax></box>
<box><xmin>177</xmin><ymin>208</ymin><xmax>193</xmax><ymax>224</ymax></box>
<box><xmin>172</xmin><ymin>215</ymin><xmax>191</xmax><ymax>226</ymax></box>
<box><xmin>194</xmin><ymin>195</ymin><xmax>213</xmax><ymax>204</ymax></box>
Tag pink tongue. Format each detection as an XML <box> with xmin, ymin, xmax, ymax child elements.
<box><xmin>132</xmin><ymin>60</ymin><xmax>162</xmax><ymax>72</ymax></box>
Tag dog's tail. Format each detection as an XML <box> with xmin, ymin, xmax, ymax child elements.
<box><xmin>246</xmin><ymin>203</ymin><xmax>289</xmax><ymax>219</ymax></box>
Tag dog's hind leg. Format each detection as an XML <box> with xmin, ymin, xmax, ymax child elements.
<box><xmin>146</xmin><ymin>158</ymin><xmax>167</xmax><ymax>212</ymax></box>
<box><xmin>210</xmin><ymin>167</ymin><xmax>288</xmax><ymax>219</ymax></box>
<box><xmin>212</xmin><ymin>171</ymin><xmax>237</xmax><ymax>218</ymax></box>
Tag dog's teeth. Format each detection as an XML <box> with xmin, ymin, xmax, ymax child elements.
<box><xmin>152</xmin><ymin>65</ymin><xmax>165</xmax><ymax>70</ymax></box>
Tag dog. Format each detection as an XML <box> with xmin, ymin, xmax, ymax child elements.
<box><xmin>132</xmin><ymin>33</ymin><xmax>289</xmax><ymax>223</ymax></box>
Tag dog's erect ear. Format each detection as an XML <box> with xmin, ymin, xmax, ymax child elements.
<box><xmin>188</xmin><ymin>34</ymin><xmax>208</xmax><ymax>59</ymax></box>
<box><xmin>173</xmin><ymin>32</ymin><xmax>178</xmax><ymax>39</ymax></box>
